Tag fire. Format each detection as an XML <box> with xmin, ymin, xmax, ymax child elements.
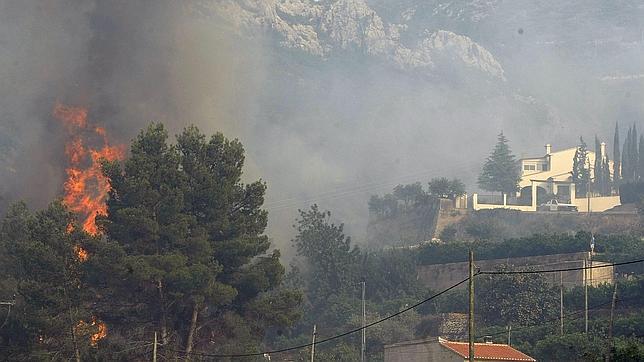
<box><xmin>53</xmin><ymin>102</ymin><xmax>124</xmax><ymax>235</ymax></box>
<box><xmin>74</xmin><ymin>246</ymin><xmax>89</xmax><ymax>262</ymax></box>
<box><xmin>75</xmin><ymin>317</ymin><xmax>108</xmax><ymax>347</ymax></box>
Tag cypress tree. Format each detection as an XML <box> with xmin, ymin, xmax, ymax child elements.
<box><xmin>622</xmin><ymin>126</ymin><xmax>632</xmax><ymax>181</ymax></box>
<box><xmin>639</xmin><ymin>135</ymin><xmax>644</xmax><ymax>181</ymax></box>
<box><xmin>613</xmin><ymin>122</ymin><xmax>621</xmax><ymax>183</ymax></box>
<box><xmin>572</xmin><ymin>137</ymin><xmax>590</xmax><ymax>196</ymax></box>
<box><xmin>603</xmin><ymin>156</ymin><xmax>611</xmax><ymax>195</ymax></box>
<box><xmin>632</xmin><ymin>124</ymin><xmax>639</xmax><ymax>180</ymax></box>
<box><xmin>594</xmin><ymin>136</ymin><xmax>603</xmax><ymax>194</ymax></box>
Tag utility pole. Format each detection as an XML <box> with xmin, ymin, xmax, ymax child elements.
<box><xmin>587</xmin><ymin>158</ymin><xmax>592</xmax><ymax>215</ymax></box>
<box><xmin>361</xmin><ymin>281</ymin><xmax>366</xmax><ymax>362</ymax></box>
<box><xmin>153</xmin><ymin>332</ymin><xmax>157</xmax><ymax>362</ymax></box>
<box><xmin>310</xmin><ymin>324</ymin><xmax>317</xmax><ymax>362</ymax></box>
<box><xmin>584</xmin><ymin>257</ymin><xmax>589</xmax><ymax>335</ymax></box>
<box><xmin>468</xmin><ymin>250</ymin><xmax>475</xmax><ymax>362</ymax></box>
<box><xmin>560</xmin><ymin>271</ymin><xmax>564</xmax><ymax>336</ymax></box>
<box><xmin>507</xmin><ymin>325</ymin><xmax>511</xmax><ymax>346</ymax></box>
<box><xmin>607</xmin><ymin>282</ymin><xmax>618</xmax><ymax>362</ymax></box>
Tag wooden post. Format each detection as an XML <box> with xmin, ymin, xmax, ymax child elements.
<box><xmin>310</xmin><ymin>324</ymin><xmax>316</xmax><ymax>362</ymax></box>
<box><xmin>560</xmin><ymin>271</ymin><xmax>564</xmax><ymax>336</ymax></box>
<box><xmin>468</xmin><ymin>250</ymin><xmax>475</xmax><ymax>362</ymax></box>
<box><xmin>584</xmin><ymin>257</ymin><xmax>589</xmax><ymax>335</ymax></box>
<box><xmin>153</xmin><ymin>332</ymin><xmax>157</xmax><ymax>362</ymax></box>
<box><xmin>361</xmin><ymin>282</ymin><xmax>366</xmax><ymax>362</ymax></box>
<box><xmin>607</xmin><ymin>282</ymin><xmax>618</xmax><ymax>362</ymax></box>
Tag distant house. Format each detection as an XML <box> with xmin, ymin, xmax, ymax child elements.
<box><xmin>473</xmin><ymin>143</ymin><xmax>620</xmax><ymax>212</ymax></box>
<box><xmin>384</xmin><ymin>337</ymin><xmax>536</xmax><ymax>362</ymax></box>
<box><xmin>518</xmin><ymin>143</ymin><xmax>610</xmax><ymax>204</ymax></box>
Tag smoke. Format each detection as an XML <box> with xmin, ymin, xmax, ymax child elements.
<box><xmin>1</xmin><ymin>1</ymin><xmax>643</xmax><ymax>257</ymax></box>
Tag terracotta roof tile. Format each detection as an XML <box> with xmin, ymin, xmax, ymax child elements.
<box><xmin>439</xmin><ymin>339</ymin><xmax>536</xmax><ymax>361</ymax></box>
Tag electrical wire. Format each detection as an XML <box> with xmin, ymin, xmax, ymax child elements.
<box><xmin>136</xmin><ymin>259</ymin><xmax>644</xmax><ymax>358</ymax></box>
<box><xmin>165</xmin><ymin>275</ymin><xmax>475</xmax><ymax>358</ymax></box>
<box><xmin>478</xmin><ymin>259</ymin><xmax>644</xmax><ymax>275</ymax></box>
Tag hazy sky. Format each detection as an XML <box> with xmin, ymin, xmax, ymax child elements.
<box><xmin>1</xmin><ymin>0</ymin><xmax>642</xmax><ymax>255</ymax></box>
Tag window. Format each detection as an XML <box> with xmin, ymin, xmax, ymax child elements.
<box><xmin>524</xmin><ymin>164</ymin><xmax>536</xmax><ymax>171</ymax></box>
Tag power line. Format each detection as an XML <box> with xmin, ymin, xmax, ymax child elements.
<box><xmin>167</xmin><ymin>275</ymin><xmax>475</xmax><ymax>358</ymax></box>
<box><xmin>477</xmin><ymin>293</ymin><xmax>641</xmax><ymax>340</ymax></box>
<box><xmin>153</xmin><ymin>259</ymin><xmax>644</xmax><ymax>358</ymax></box>
<box><xmin>478</xmin><ymin>259</ymin><xmax>644</xmax><ymax>275</ymax></box>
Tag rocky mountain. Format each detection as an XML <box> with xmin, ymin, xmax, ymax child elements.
<box><xmin>212</xmin><ymin>0</ymin><xmax>505</xmax><ymax>79</ymax></box>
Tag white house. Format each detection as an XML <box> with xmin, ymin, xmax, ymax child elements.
<box><xmin>472</xmin><ymin>143</ymin><xmax>621</xmax><ymax>212</ymax></box>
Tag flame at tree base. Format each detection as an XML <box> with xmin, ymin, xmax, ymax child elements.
<box><xmin>54</xmin><ymin>102</ymin><xmax>121</xmax><ymax>347</ymax></box>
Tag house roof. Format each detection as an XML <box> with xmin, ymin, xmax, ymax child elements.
<box><xmin>439</xmin><ymin>339</ymin><xmax>536</xmax><ymax>361</ymax></box>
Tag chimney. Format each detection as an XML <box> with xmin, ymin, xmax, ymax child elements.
<box><xmin>545</xmin><ymin>144</ymin><xmax>552</xmax><ymax>155</ymax></box>
<box><xmin>600</xmin><ymin>142</ymin><xmax>606</xmax><ymax>159</ymax></box>
<box><xmin>483</xmin><ymin>336</ymin><xmax>494</xmax><ymax>344</ymax></box>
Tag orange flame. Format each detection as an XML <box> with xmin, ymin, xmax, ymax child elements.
<box><xmin>75</xmin><ymin>317</ymin><xmax>108</xmax><ymax>346</ymax></box>
<box><xmin>74</xmin><ymin>246</ymin><xmax>89</xmax><ymax>262</ymax></box>
<box><xmin>53</xmin><ymin>102</ymin><xmax>124</xmax><ymax>236</ymax></box>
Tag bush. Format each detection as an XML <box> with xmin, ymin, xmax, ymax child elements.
<box><xmin>439</xmin><ymin>225</ymin><xmax>457</xmax><ymax>242</ymax></box>
<box><xmin>619</xmin><ymin>182</ymin><xmax>644</xmax><ymax>204</ymax></box>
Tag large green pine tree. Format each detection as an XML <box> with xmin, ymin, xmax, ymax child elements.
<box><xmin>92</xmin><ymin>124</ymin><xmax>300</xmax><ymax>357</ymax></box>
<box><xmin>478</xmin><ymin>132</ymin><xmax>520</xmax><ymax>198</ymax></box>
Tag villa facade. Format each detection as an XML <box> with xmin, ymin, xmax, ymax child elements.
<box><xmin>472</xmin><ymin>143</ymin><xmax>620</xmax><ymax>212</ymax></box>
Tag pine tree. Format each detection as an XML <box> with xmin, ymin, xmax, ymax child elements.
<box><xmin>572</xmin><ymin>137</ymin><xmax>590</xmax><ymax>196</ymax></box>
<box><xmin>0</xmin><ymin>202</ymin><xmax>98</xmax><ymax>360</ymax></box>
<box><xmin>478</xmin><ymin>132</ymin><xmax>520</xmax><ymax>198</ymax></box>
<box><xmin>94</xmin><ymin>124</ymin><xmax>301</xmax><ymax>356</ymax></box>
<box><xmin>613</xmin><ymin>122</ymin><xmax>621</xmax><ymax>184</ymax></box>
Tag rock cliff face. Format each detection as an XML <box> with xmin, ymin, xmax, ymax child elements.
<box><xmin>213</xmin><ymin>0</ymin><xmax>505</xmax><ymax>79</ymax></box>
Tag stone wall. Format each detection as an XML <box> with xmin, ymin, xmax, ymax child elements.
<box><xmin>417</xmin><ymin>252</ymin><xmax>613</xmax><ymax>291</ymax></box>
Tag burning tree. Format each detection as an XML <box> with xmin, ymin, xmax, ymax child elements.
<box><xmin>0</xmin><ymin>202</ymin><xmax>100</xmax><ymax>360</ymax></box>
<box><xmin>52</xmin><ymin>102</ymin><xmax>124</xmax><ymax>236</ymax></box>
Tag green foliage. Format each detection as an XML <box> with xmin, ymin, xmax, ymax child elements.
<box><xmin>622</xmin><ymin>124</ymin><xmax>640</xmax><ymax>182</ymax></box>
<box><xmin>477</xmin><ymin>266</ymin><xmax>558</xmax><ymax>327</ymax></box>
<box><xmin>619</xmin><ymin>181</ymin><xmax>644</xmax><ymax>204</ymax></box>
<box><xmin>439</xmin><ymin>224</ymin><xmax>457</xmax><ymax>242</ymax></box>
<box><xmin>614</xmin><ymin>122</ymin><xmax>621</xmax><ymax>183</ymax></box>
<box><xmin>293</xmin><ymin>204</ymin><xmax>361</xmax><ymax>299</ymax></box>
<box><xmin>478</xmin><ymin>132</ymin><xmax>520</xmax><ymax>196</ymax></box>
<box><xmin>572</xmin><ymin>136</ymin><xmax>591</xmax><ymax>196</ymax></box>
<box><xmin>594</xmin><ymin>135</ymin><xmax>611</xmax><ymax>196</ymax></box>
<box><xmin>92</xmin><ymin>124</ymin><xmax>300</xmax><ymax>356</ymax></box>
<box><xmin>427</xmin><ymin>177</ymin><xmax>466</xmax><ymax>200</ymax></box>
<box><xmin>0</xmin><ymin>202</ymin><xmax>99</xmax><ymax>360</ymax></box>
<box><xmin>286</xmin><ymin>206</ymin><xmax>427</xmax><ymax>360</ymax></box>
<box><xmin>369</xmin><ymin>178</ymin><xmax>465</xmax><ymax>220</ymax></box>
<box><xmin>533</xmin><ymin>333</ymin><xmax>605</xmax><ymax>362</ymax></box>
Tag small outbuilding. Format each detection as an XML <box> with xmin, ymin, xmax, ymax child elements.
<box><xmin>384</xmin><ymin>337</ymin><xmax>536</xmax><ymax>362</ymax></box>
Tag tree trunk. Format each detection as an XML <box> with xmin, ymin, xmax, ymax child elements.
<box><xmin>70</xmin><ymin>324</ymin><xmax>81</xmax><ymax>362</ymax></box>
<box><xmin>156</xmin><ymin>279</ymin><xmax>169</xmax><ymax>345</ymax></box>
<box><xmin>185</xmin><ymin>301</ymin><xmax>200</xmax><ymax>360</ymax></box>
